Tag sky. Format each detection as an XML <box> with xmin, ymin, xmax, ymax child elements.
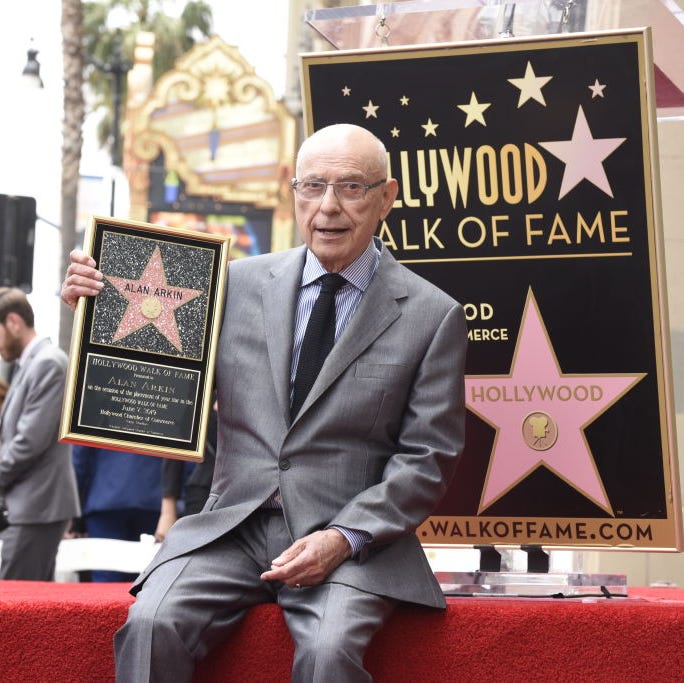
<box><xmin>0</xmin><ymin>2</ymin><xmax>288</xmax><ymax>96</ymax></box>
<box><xmin>0</xmin><ymin>0</ymin><xmax>289</xmax><ymax>190</ymax></box>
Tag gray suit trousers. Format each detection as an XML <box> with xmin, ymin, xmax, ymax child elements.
<box><xmin>0</xmin><ymin>520</ymin><xmax>68</xmax><ymax>580</ymax></box>
<box><xmin>114</xmin><ymin>510</ymin><xmax>396</xmax><ymax>683</ymax></box>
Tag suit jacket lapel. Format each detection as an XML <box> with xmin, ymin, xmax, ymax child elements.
<box><xmin>262</xmin><ymin>247</ymin><xmax>306</xmax><ymax>423</ymax></box>
<box><xmin>295</xmin><ymin>248</ymin><xmax>407</xmax><ymax>420</ymax></box>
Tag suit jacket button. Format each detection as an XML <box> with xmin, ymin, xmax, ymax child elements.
<box><xmin>279</xmin><ymin>459</ymin><xmax>291</xmax><ymax>471</ymax></box>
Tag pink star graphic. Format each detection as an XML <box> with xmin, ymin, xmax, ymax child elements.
<box><xmin>466</xmin><ymin>290</ymin><xmax>644</xmax><ymax>514</ymax></box>
<box><xmin>105</xmin><ymin>246</ymin><xmax>203</xmax><ymax>352</ymax></box>
<box><xmin>539</xmin><ymin>105</ymin><xmax>626</xmax><ymax>199</ymax></box>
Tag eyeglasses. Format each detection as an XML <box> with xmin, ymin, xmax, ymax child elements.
<box><xmin>291</xmin><ymin>178</ymin><xmax>386</xmax><ymax>202</ymax></box>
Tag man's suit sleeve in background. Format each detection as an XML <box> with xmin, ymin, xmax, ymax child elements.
<box><xmin>0</xmin><ymin>354</ymin><xmax>66</xmax><ymax>492</ymax></box>
<box><xmin>161</xmin><ymin>459</ymin><xmax>186</xmax><ymax>499</ymax></box>
<box><xmin>72</xmin><ymin>445</ymin><xmax>94</xmax><ymax>507</ymax></box>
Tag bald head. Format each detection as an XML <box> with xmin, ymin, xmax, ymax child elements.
<box><xmin>296</xmin><ymin>124</ymin><xmax>388</xmax><ymax>180</ymax></box>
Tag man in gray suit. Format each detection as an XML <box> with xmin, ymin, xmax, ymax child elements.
<box><xmin>62</xmin><ymin>124</ymin><xmax>467</xmax><ymax>682</ymax></box>
<box><xmin>0</xmin><ymin>288</ymin><xmax>80</xmax><ymax>580</ymax></box>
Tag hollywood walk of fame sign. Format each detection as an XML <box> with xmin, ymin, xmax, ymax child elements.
<box><xmin>60</xmin><ymin>216</ymin><xmax>231</xmax><ymax>462</ymax></box>
<box><xmin>301</xmin><ymin>29</ymin><xmax>682</xmax><ymax>549</ymax></box>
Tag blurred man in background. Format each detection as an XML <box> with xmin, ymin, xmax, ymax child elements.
<box><xmin>0</xmin><ymin>287</ymin><xmax>80</xmax><ymax>580</ymax></box>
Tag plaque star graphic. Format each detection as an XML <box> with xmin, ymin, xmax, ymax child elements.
<box><xmin>362</xmin><ymin>100</ymin><xmax>379</xmax><ymax>118</ymax></box>
<box><xmin>466</xmin><ymin>290</ymin><xmax>644</xmax><ymax>514</ymax></box>
<box><xmin>457</xmin><ymin>92</ymin><xmax>491</xmax><ymax>127</ymax></box>
<box><xmin>105</xmin><ymin>246</ymin><xmax>204</xmax><ymax>353</ymax></box>
<box><xmin>421</xmin><ymin>118</ymin><xmax>439</xmax><ymax>136</ymax></box>
<box><xmin>507</xmin><ymin>61</ymin><xmax>553</xmax><ymax>107</ymax></box>
<box><xmin>538</xmin><ymin>105</ymin><xmax>626</xmax><ymax>199</ymax></box>
<box><xmin>400</xmin><ymin>95</ymin><xmax>410</xmax><ymax>106</ymax></box>
<box><xmin>390</xmin><ymin>127</ymin><xmax>400</xmax><ymax>138</ymax></box>
<box><xmin>342</xmin><ymin>86</ymin><xmax>351</xmax><ymax>96</ymax></box>
<box><xmin>589</xmin><ymin>78</ymin><xmax>606</xmax><ymax>98</ymax></box>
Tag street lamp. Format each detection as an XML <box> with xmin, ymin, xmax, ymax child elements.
<box><xmin>21</xmin><ymin>40</ymin><xmax>44</xmax><ymax>89</ymax></box>
<box><xmin>88</xmin><ymin>29</ymin><xmax>131</xmax><ymax>215</ymax></box>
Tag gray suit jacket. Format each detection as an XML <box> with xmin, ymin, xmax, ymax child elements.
<box><xmin>133</xmin><ymin>244</ymin><xmax>467</xmax><ymax>608</ymax></box>
<box><xmin>0</xmin><ymin>338</ymin><xmax>80</xmax><ymax>523</ymax></box>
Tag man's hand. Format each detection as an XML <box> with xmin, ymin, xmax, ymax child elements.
<box><xmin>260</xmin><ymin>528</ymin><xmax>352</xmax><ymax>588</ymax></box>
<box><xmin>61</xmin><ymin>250</ymin><xmax>104</xmax><ymax>309</ymax></box>
<box><xmin>63</xmin><ymin>517</ymin><xmax>86</xmax><ymax>539</ymax></box>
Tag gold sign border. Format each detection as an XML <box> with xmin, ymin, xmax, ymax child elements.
<box><xmin>300</xmin><ymin>28</ymin><xmax>681</xmax><ymax>551</ymax></box>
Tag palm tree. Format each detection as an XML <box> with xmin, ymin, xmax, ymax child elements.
<box><xmin>83</xmin><ymin>0</ymin><xmax>213</xmax><ymax>161</ymax></box>
<box><xmin>60</xmin><ymin>0</ymin><xmax>85</xmax><ymax>352</ymax></box>
<box><xmin>57</xmin><ymin>0</ymin><xmax>213</xmax><ymax>350</ymax></box>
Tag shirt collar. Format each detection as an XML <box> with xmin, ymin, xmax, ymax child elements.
<box><xmin>301</xmin><ymin>238</ymin><xmax>380</xmax><ymax>292</ymax></box>
<box><xmin>17</xmin><ymin>334</ymin><xmax>41</xmax><ymax>367</ymax></box>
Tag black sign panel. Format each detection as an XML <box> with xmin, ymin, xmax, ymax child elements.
<box><xmin>301</xmin><ymin>30</ymin><xmax>681</xmax><ymax>549</ymax></box>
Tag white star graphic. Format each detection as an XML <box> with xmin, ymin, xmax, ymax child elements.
<box><xmin>421</xmin><ymin>118</ymin><xmax>439</xmax><ymax>136</ymax></box>
<box><xmin>341</xmin><ymin>86</ymin><xmax>351</xmax><ymax>96</ymax></box>
<box><xmin>507</xmin><ymin>61</ymin><xmax>553</xmax><ymax>107</ymax></box>
<box><xmin>538</xmin><ymin>106</ymin><xmax>626</xmax><ymax>199</ymax></box>
<box><xmin>457</xmin><ymin>92</ymin><xmax>491</xmax><ymax>127</ymax></box>
<box><xmin>390</xmin><ymin>127</ymin><xmax>400</xmax><ymax>138</ymax></box>
<box><xmin>362</xmin><ymin>100</ymin><xmax>379</xmax><ymax>118</ymax></box>
<box><xmin>589</xmin><ymin>79</ymin><xmax>606</xmax><ymax>98</ymax></box>
<box><xmin>400</xmin><ymin>95</ymin><xmax>409</xmax><ymax>106</ymax></box>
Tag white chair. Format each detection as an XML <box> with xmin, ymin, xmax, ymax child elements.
<box><xmin>54</xmin><ymin>535</ymin><xmax>161</xmax><ymax>582</ymax></box>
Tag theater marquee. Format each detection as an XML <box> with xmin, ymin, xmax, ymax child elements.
<box><xmin>301</xmin><ymin>29</ymin><xmax>681</xmax><ymax>550</ymax></box>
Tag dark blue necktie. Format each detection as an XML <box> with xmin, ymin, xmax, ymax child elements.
<box><xmin>291</xmin><ymin>273</ymin><xmax>346</xmax><ymax>420</ymax></box>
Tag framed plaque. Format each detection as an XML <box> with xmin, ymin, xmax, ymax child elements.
<box><xmin>60</xmin><ymin>215</ymin><xmax>231</xmax><ymax>462</ymax></box>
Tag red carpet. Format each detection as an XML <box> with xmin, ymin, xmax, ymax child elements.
<box><xmin>0</xmin><ymin>582</ymin><xmax>683</xmax><ymax>682</ymax></box>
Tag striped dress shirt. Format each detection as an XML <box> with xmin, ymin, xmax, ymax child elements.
<box><xmin>264</xmin><ymin>238</ymin><xmax>380</xmax><ymax>556</ymax></box>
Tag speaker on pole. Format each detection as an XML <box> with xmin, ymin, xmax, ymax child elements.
<box><xmin>0</xmin><ymin>194</ymin><xmax>36</xmax><ymax>292</ymax></box>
